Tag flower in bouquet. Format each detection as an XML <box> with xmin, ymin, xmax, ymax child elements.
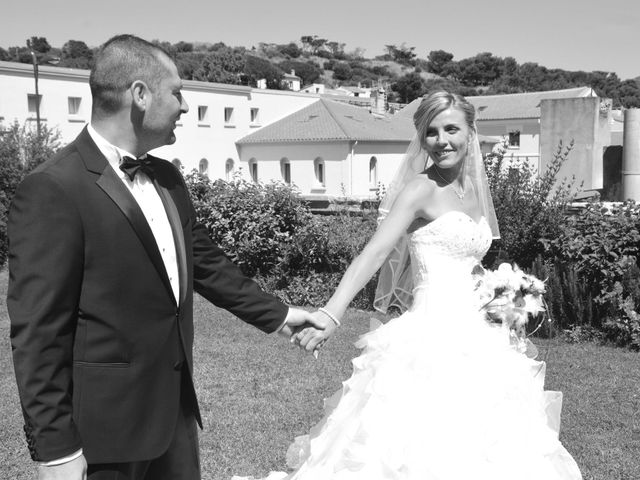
<box><xmin>473</xmin><ymin>263</ymin><xmax>548</xmax><ymax>350</ymax></box>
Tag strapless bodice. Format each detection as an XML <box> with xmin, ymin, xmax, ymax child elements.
<box><xmin>408</xmin><ymin>211</ymin><xmax>492</xmax><ymax>310</ymax></box>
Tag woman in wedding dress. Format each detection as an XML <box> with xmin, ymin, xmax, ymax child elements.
<box><xmin>234</xmin><ymin>91</ymin><xmax>582</xmax><ymax>479</ymax></box>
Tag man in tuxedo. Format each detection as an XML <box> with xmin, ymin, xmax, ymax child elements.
<box><xmin>8</xmin><ymin>34</ymin><xmax>319</xmax><ymax>480</ymax></box>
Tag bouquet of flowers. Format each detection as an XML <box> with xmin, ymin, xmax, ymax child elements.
<box><xmin>473</xmin><ymin>263</ymin><xmax>548</xmax><ymax>352</ymax></box>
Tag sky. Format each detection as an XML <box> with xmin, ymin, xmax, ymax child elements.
<box><xmin>2</xmin><ymin>0</ymin><xmax>639</xmax><ymax>80</ymax></box>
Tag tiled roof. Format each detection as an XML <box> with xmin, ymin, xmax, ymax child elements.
<box><xmin>237</xmin><ymin>98</ymin><xmax>414</xmax><ymax>144</ymax></box>
<box><xmin>398</xmin><ymin>87</ymin><xmax>596</xmax><ymax>121</ymax></box>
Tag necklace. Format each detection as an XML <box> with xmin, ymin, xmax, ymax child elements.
<box><xmin>433</xmin><ymin>167</ymin><xmax>465</xmax><ymax>200</ymax></box>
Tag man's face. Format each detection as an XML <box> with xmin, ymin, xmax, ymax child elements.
<box><xmin>143</xmin><ymin>55</ymin><xmax>189</xmax><ymax>149</ymax></box>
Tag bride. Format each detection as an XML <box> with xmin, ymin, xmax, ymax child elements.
<box><xmin>234</xmin><ymin>91</ymin><xmax>582</xmax><ymax>479</ymax></box>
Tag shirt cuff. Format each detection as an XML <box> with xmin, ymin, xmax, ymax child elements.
<box><xmin>39</xmin><ymin>449</ymin><xmax>83</xmax><ymax>466</ymax></box>
<box><xmin>274</xmin><ymin>308</ymin><xmax>289</xmax><ymax>333</ymax></box>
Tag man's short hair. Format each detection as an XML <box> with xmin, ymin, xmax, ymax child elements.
<box><xmin>90</xmin><ymin>35</ymin><xmax>173</xmax><ymax>114</ymax></box>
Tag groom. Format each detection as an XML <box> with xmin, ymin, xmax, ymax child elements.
<box><xmin>8</xmin><ymin>34</ymin><xmax>319</xmax><ymax>480</ymax></box>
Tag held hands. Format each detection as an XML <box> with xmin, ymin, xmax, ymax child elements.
<box><xmin>278</xmin><ymin>307</ymin><xmax>339</xmax><ymax>357</ymax></box>
<box><xmin>38</xmin><ymin>454</ymin><xmax>87</xmax><ymax>480</ymax></box>
<box><xmin>292</xmin><ymin>309</ymin><xmax>339</xmax><ymax>356</ymax></box>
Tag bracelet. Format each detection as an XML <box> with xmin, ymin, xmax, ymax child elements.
<box><xmin>318</xmin><ymin>307</ymin><xmax>341</xmax><ymax>327</ymax></box>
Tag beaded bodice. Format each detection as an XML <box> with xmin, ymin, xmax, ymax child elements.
<box><xmin>407</xmin><ymin>211</ymin><xmax>492</xmax><ymax>309</ymax></box>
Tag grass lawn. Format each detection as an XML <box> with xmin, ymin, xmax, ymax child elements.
<box><xmin>1</xmin><ymin>268</ymin><xmax>638</xmax><ymax>480</ymax></box>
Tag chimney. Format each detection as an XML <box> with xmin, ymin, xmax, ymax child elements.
<box><xmin>372</xmin><ymin>85</ymin><xmax>386</xmax><ymax>115</ymax></box>
<box><xmin>291</xmin><ymin>69</ymin><xmax>295</xmax><ymax>76</ymax></box>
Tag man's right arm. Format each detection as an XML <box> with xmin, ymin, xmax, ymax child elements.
<box><xmin>7</xmin><ymin>172</ymin><xmax>84</xmax><ymax>462</ymax></box>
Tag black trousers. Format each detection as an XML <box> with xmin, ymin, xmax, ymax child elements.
<box><xmin>88</xmin><ymin>372</ymin><xmax>201</xmax><ymax>480</ymax></box>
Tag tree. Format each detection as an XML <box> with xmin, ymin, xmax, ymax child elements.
<box><xmin>192</xmin><ymin>47</ymin><xmax>246</xmax><ymax>84</ymax></box>
<box><xmin>278</xmin><ymin>60</ymin><xmax>321</xmax><ymax>85</ymax></box>
<box><xmin>243</xmin><ymin>55</ymin><xmax>284</xmax><ymax>89</ymax></box>
<box><xmin>59</xmin><ymin>40</ymin><xmax>93</xmax><ymax>69</ymax></box>
<box><xmin>0</xmin><ymin>47</ymin><xmax>8</xmax><ymax>61</ymax></box>
<box><xmin>426</xmin><ymin>50</ymin><xmax>454</xmax><ymax>75</ymax></box>
<box><xmin>277</xmin><ymin>42</ymin><xmax>302</xmax><ymax>58</ymax></box>
<box><xmin>332</xmin><ymin>62</ymin><xmax>352</xmax><ymax>81</ymax></box>
<box><xmin>28</xmin><ymin>36</ymin><xmax>51</xmax><ymax>54</ymax></box>
<box><xmin>391</xmin><ymin>72</ymin><xmax>426</xmax><ymax>103</ymax></box>
<box><xmin>457</xmin><ymin>52</ymin><xmax>504</xmax><ymax>86</ymax></box>
<box><xmin>173</xmin><ymin>41</ymin><xmax>194</xmax><ymax>53</ymax></box>
<box><xmin>617</xmin><ymin>79</ymin><xmax>640</xmax><ymax>108</ymax></box>
<box><xmin>384</xmin><ymin>43</ymin><xmax>417</xmax><ymax>66</ymax></box>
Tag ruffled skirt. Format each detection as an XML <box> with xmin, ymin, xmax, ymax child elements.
<box><xmin>233</xmin><ymin>300</ymin><xmax>582</xmax><ymax>480</ymax></box>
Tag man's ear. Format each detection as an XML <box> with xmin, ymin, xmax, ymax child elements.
<box><xmin>130</xmin><ymin>80</ymin><xmax>150</xmax><ymax>111</ymax></box>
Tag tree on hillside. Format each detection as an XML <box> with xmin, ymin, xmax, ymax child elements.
<box><xmin>0</xmin><ymin>47</ymin><xmax>8</xmax><ymax>61</ymax></box>
<box><xmin>174</xmin><ymin>41</ymin><xmax>194</xmax><ymax>53</ymax></box>
<box><xmin>426</xmin><ymin>50</ymin><xmax>454</xmax><ymax>75</ymax></box>
<box><xmin>617</xmin><ymin>79</ymin><xmax>640</xmax><ymax>108</ymax></box>
<box><xmin>457</xmin><ymin>52</ymin><xmax>504</xmax><ymax>86</ymax></box>
<box><xmin>243</xmin><ymin>55</ymin><xmax>284</xmax><ymax>89</ymax></box>
<box><xmin>59</xmin><ymin>40</ymin><xmax>93</xmax><ymax>69</ymax></box>
<box><xmin>391</xmin><ymin>72</ymin><xmax>425</xmax><ymax>103</ymax></box>
<box><xmin>300</xmin><ymin>35</ymin><xmax>327</xmax><ymax>55</ymax></box>
<box><xmin>278</xmin><ymin>60</ymin><xmax>321</xmax><ymax>85</ymax></box>
<box><xmin>278</xmin><ymin>42</ymin><xmax>302</xmax><ymax>58</ymax></box>
<box><xmin>192</xmin><ymin>47</ymin><xmax>246</xmax><ymax>84</ymax></box>
<box><xmin>383</xmin><ymin>43</ymin><xmax>417</xmax><ymax>66</ymax></box>
<box><xmin>28</xmin><ymin>36</ymin><xmax>51</xmax><ymax>54</ymax></box>
<box><xmin>332</xmin><ymin>62</ymin><xmax>352</xmax><ymax>81</ymax></box>
<box><xmin>325</xmin><ymin>41</ymin><xmax>346</xmax><ymax>59</ymax></box>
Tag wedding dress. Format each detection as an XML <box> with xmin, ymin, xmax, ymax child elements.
<box><xmin>234</xmin><ymin>210</ymin><xmax>582</xmax><ymax>480</ymax></box>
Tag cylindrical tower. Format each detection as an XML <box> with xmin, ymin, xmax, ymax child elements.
<box><xmin>622</xmin><ymin>109</ymin><xmax>640</xmax><ymax>201</ymax></box>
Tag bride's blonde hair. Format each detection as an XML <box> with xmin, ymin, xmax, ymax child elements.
<box><xmin>413</xmin><ymin>92</ymin><xmax>476</xmax><ymax>151</ymax></box>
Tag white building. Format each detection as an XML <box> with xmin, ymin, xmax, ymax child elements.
<box><xmin>1</xmin><ymin>60</ymin><xmax>626</xmax><ymax>201</ymax></box>
<box><xmin>0</xmin><ymin>60</ymin><xmax>318</xmax><ymax>180</ymax></box>
<box><xmin>236</xmin><ymin>98</ymin><xmax>414</xmax><ymax>200</ymax></box>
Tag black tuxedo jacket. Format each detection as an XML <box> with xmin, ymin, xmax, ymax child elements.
<box><xmin>8</xmin><ymin>127</ymin><xmax>288</xmax><ymax>463</ymax></box>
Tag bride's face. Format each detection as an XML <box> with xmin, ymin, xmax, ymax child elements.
<box><xmin>424</xmin><ymin>107</ymin><xmax>473</xmax><ymax>169</ymax></box>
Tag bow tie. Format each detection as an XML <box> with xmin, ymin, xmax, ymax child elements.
<box><xmin>119</xmin><ymin>156</ymin><xmax>154</xmax><ymax>181</ymax></box>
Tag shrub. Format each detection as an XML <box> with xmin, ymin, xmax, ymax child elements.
<box><xmin>485</xmin><ymin>138</ymin><xmax>580</xmax><ymax>268</ymax></box>
<box><xmin>0</xmin><ymin>121</ymin><xmax>61</xmax><ymax>268</ymax></box>
<box><xmin>530</xmin><ymin>256</ymin><xmax>594</xmax><ymax>334</ymax></box>
<box><xmin>185</xmin><ymin>171</ymin><xmax>311</xmax><ymax>277</ymax></box>
<box><xmin>544</xmin><ymin>201</ymin><xmax>640</xmax><ymax>348</ymax></box>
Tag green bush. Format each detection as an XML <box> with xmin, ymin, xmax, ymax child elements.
<box><xmin>0</xmin><ymin>122</ymin><xmax>61</xmax><ymax>268</ymax></box>
<box><xmin>485</xmin><ymin>138</ymin><xmax>579</xmax><ymax>268</ymax></box>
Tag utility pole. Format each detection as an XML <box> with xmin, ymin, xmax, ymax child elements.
<box><xmin>26</xmin><ymin>39</ymin><xmax>41</xmax><ymax>137</ymax></box>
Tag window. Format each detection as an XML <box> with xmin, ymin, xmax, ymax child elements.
<box><xmin>225</xmin><ymin>158</ymin><xmax>234</xmax><ymax>180</ymax></box>
<box><xmin>224</xmin><ymin>107</ymin><xmax>234</xmax><ymax>125</ymax></box>
<box><xmin>369</xmin><ymin>156</ymin><xmax>378</xmax><ymax>187</ymax></box>
<box><xmin>249</xmin><ymin>158</ymin><xmax>258</xmax><ymax>183</ymax></box>
<box><xmin>27</xmin><ymin>94</ymin><xmax>42</xmax><ymax>115</ymax></box>
<box><xmin>198</xmin><ymin>105</ymin><xmax>208</xmax><ymax>123</ymax></box>
<box><xmin>199</xmin><ymin>158</ymin><xmax>209</xmax><ymax>176</ymax></box>
<box><xmin>280</xmin><ymin>158</ymin><xmax>291</xmax><ymax>184</ymax></box>
<box><xmin>314</xmin><ymin>157</ymin><xmax>325</xmax><ymax>186</ymax></box>
<box><xmin>508</xmin><ymin>130</ymin><xmax>520</xmax><ymax>148</ymax></box>
<box><xmin>68</xmin><ymin>97</ymin><xmax>81</xmax><ymax>115</ymax></box>
<box><xmin>250</xmin><ymin>108</ymin><xmax>259</xmax><ymax>124</ymax></box>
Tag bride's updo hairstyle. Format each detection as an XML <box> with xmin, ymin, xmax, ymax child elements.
<box><xmin>413</xmin><ymin>91</ymin><xmax>476</xmax><ymax>151</ymax></box>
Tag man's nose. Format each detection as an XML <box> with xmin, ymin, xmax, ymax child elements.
<box><xmin>181</xmin><ymin>96</ymin><xmax>189</xmax><ymax>114</ymax></box>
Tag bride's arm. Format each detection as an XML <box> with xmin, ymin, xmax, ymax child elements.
<box><xmin>297</xmin><ymin>178</ymin><xmax>432</xmax><ymax>350</ymax></box>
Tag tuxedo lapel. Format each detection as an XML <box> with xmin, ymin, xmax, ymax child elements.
<box><xmin>73</xmin><ymin>128</ymin><xmax>176</xmax><ymax>304</ymax></box>
<box><xmin>154</xmin><ymin>181</ymin><xmax>188</xmax><ymax>306</ymax></box>
<box><xmin>95</xmin><ymin>169</ymin><xmax>176</xmax><ymax>304</ymax></box>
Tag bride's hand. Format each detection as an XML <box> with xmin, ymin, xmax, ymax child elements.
<box><xmin>294</xmin><ymin>310</ymin><xmax>338</xmax><ymax>354</ymax></box>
